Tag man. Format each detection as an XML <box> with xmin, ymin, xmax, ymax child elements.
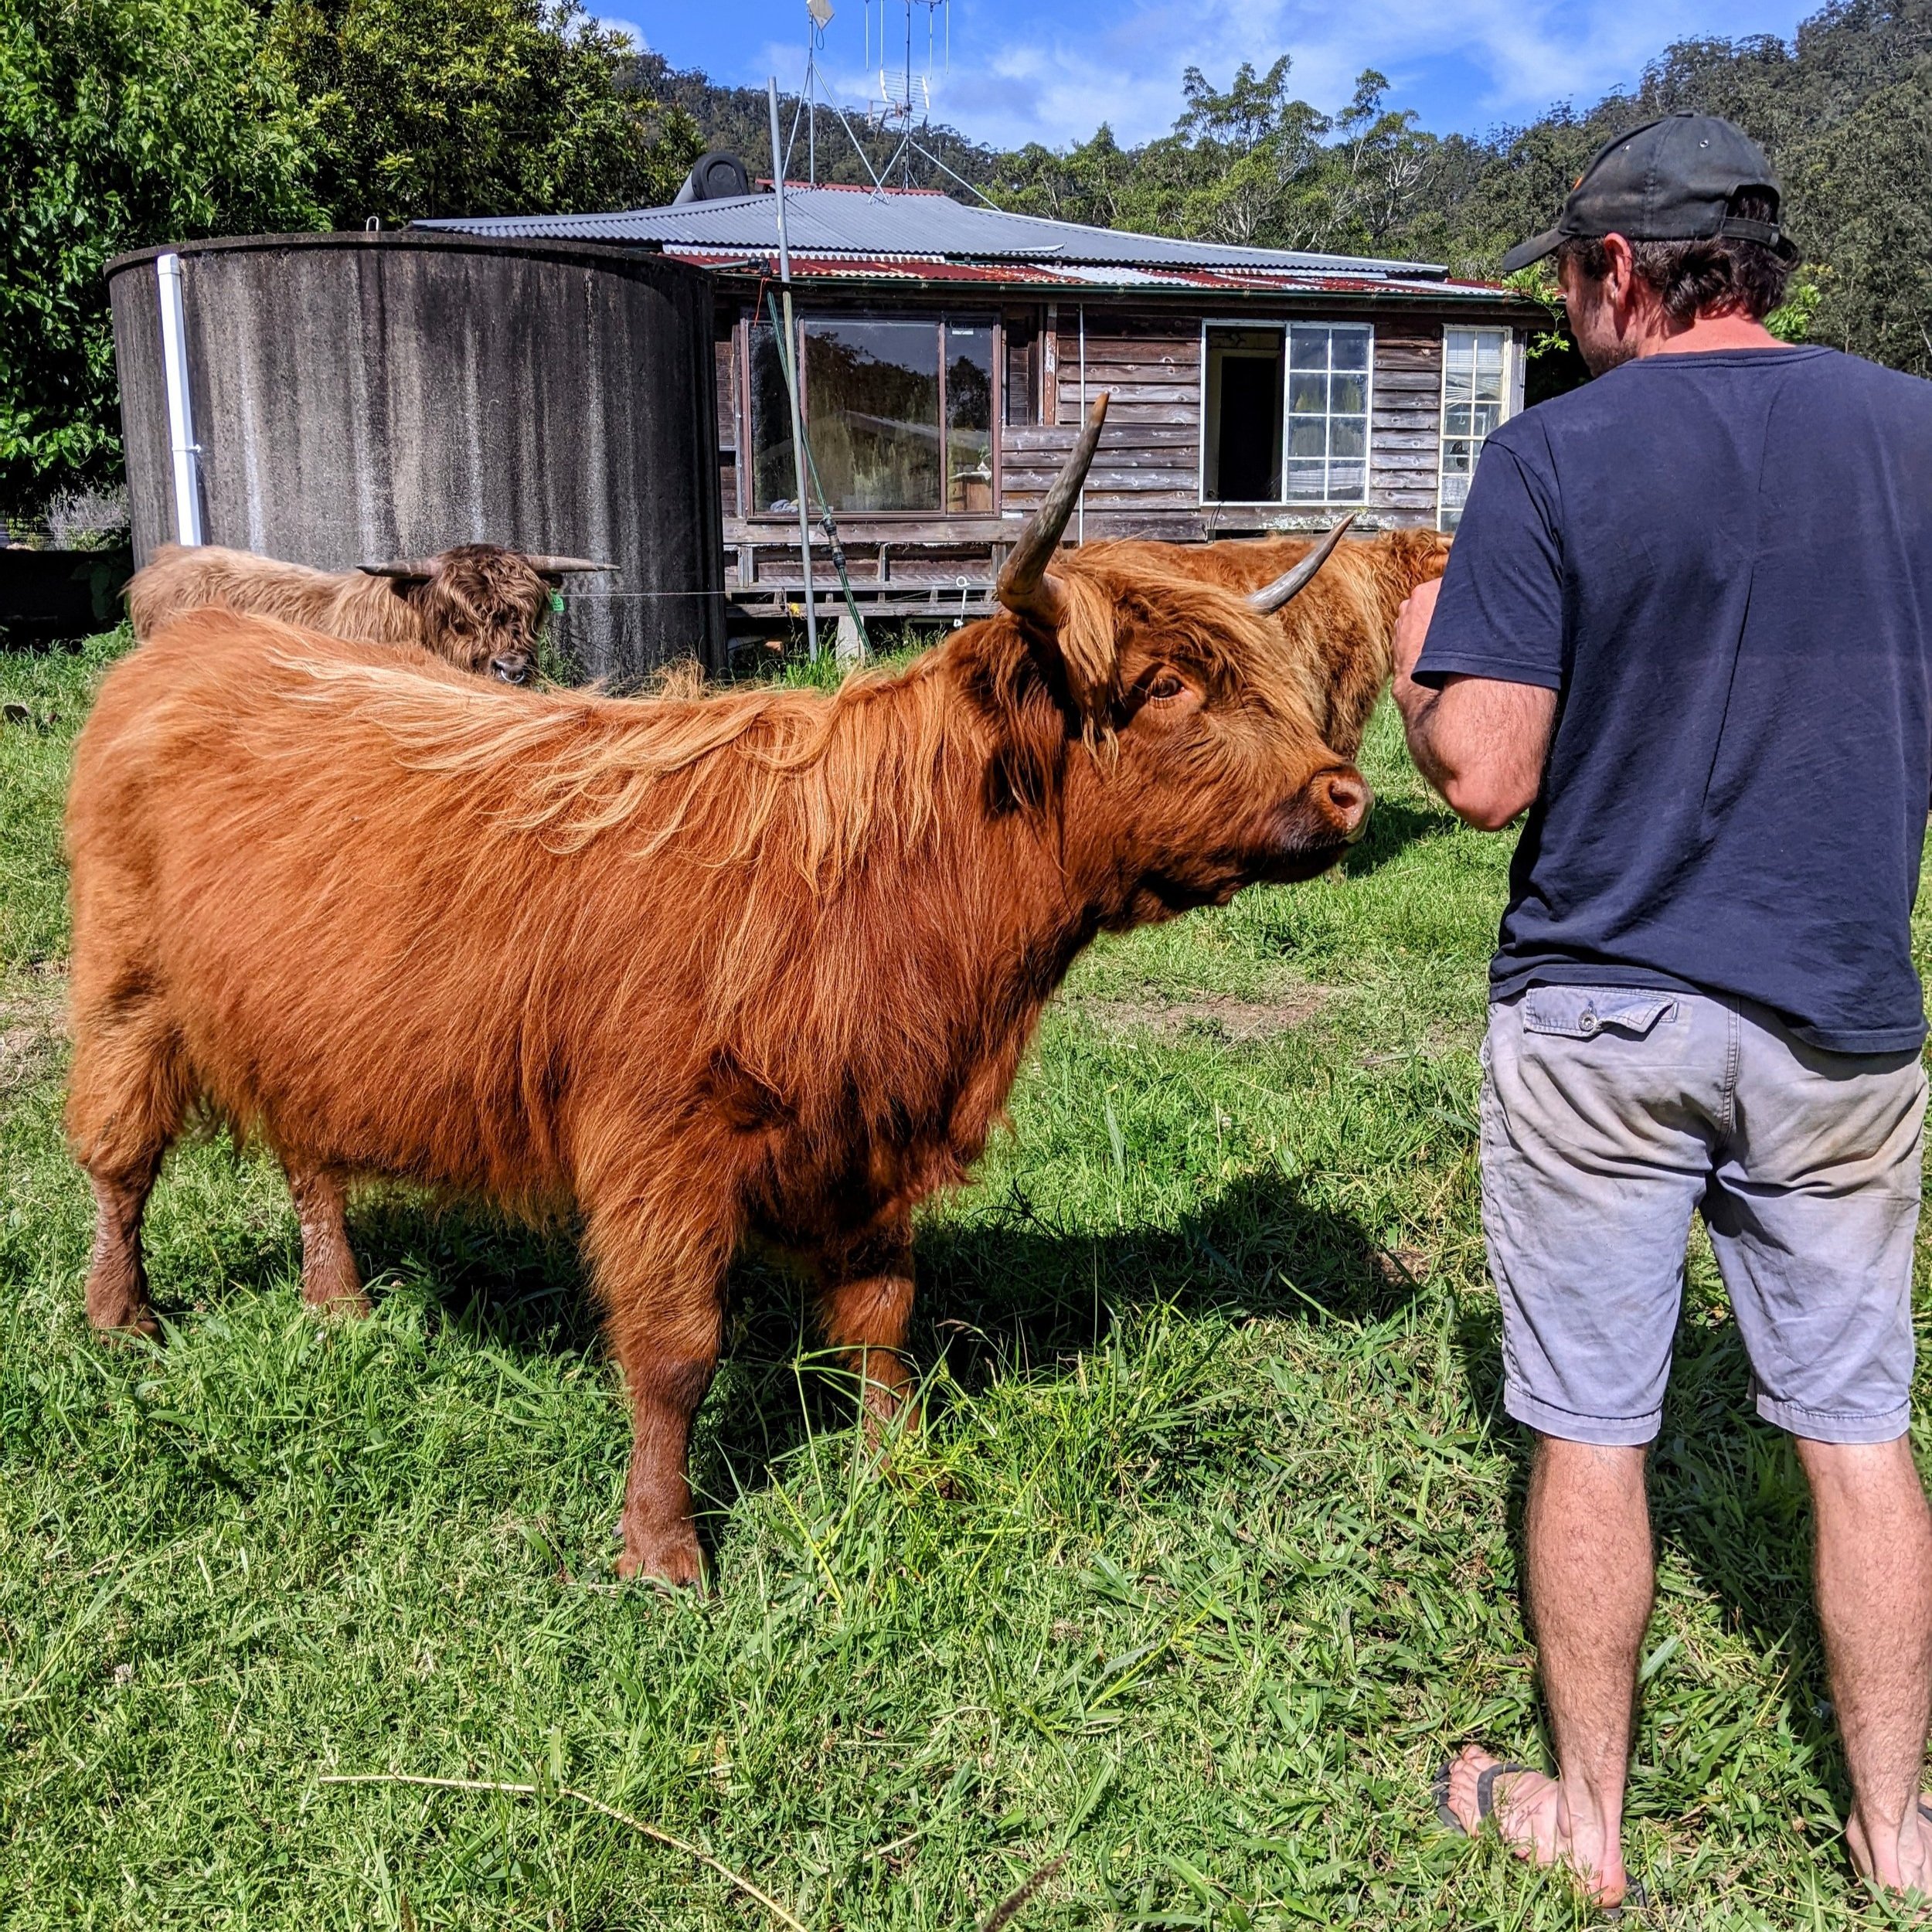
<box><xmin>1395</xmin><ymin>113</ymin><xmax>1932</xmax><ymax>1905</ymax></box>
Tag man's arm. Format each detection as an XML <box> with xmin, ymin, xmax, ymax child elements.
<box><xmin>1393</xmin><ymin>577</ymin><xmax>1557</xmax><ymax>832</ymax></box>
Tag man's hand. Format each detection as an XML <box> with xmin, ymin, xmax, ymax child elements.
<box><xmin>1391</xmin><ymin>575</ymin><xmax>1556</xmax><ymax>833</ymax></box>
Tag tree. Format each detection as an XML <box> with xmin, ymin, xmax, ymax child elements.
<box><xmin>0</xmin><ymin>0</ymin><xmax>321</xmax><ymax>503</ymax></box>
<box><xmin>271</xmin><ymin>0</ymin><xmax>701</xmax><ymax>225</ymax></box>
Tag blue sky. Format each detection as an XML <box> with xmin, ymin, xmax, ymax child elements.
<box><xmin>614</xmin><ymin>0</ymin><xmax>1813</xmax><ymax>151</ymax></box>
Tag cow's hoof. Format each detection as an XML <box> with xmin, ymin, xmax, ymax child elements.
<box><xmin>306</xmin><ymin>1288</ymin><xmax>374</xmax><ymax>1321</ymax></box>
<box><xmin>617</xmin><ymin>1526</ymin><xmax>707</xmax><ymax>1590</ymax></box>
<box><xmin>86</xmin><ymin>1284</ymin><xmax>161</xmax><ymax>1341</ymax></box>
<box><xmin>91</xmin><ymin>1311</ymin><xmax>162</xmax><ymax>1345</ymax></box>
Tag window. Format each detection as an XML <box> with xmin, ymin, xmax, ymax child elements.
<box><xmin>947</xmin><ymin>321</ymin><xmax>995</xmax><ymax>512</ymax></box>
<box><xmin>1285</xmin><ymin>323</ymin><xmax>1370</xmax><ymax>504</ymax></box>
<box><xmin>1440</xmin><ymin>327</ymin><xmax>1509</xmax><ymax>529</ymax></box>
<box><xmin>1202</xmin><ymin>320</ymin><xmax>1372</xmax><ymax>505</ymax></box>
<box><xmin>746</xmin><ymin>313</ymin><xmax>997</xmax><ymax>515</ymax></box>
<box><xmin>1202</xmin><ymin>328</ymin><xmax>1284</xmax><ymax>502</ymax></box>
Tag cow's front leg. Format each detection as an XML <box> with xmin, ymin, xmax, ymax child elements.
<box><xmin>815</xmin><ymin>1221</ymin><xmax>918</xmax><ymax>1447</ymax></box>
<box><xmin>587</xmin><ymin>1196</ymin><xmax>736</xmax><ymax>1587</ymax></box>
<box><xmin>283</xmin><ymin>1159</ymin><xmax>372</xmax><ymax>1318</ymax></box>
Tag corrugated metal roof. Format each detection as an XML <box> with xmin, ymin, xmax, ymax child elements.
<box><xmin>417</xmin><ymin>182</ymin><xmax>1459</xmax><ymax>282</ymax></box>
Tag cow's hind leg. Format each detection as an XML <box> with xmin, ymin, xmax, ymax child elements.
<box><xmin>815</xmin><ymin>1221</ymin><xmax>919</xmax><ymax>1446</ymax></box>
<box><xmin>586</xmin><ymin>1193</ymin><xmax>738</xmax><ymax>1587</ymax></box>
<box><xmin>283</xmin><ymin>1160</ymin><xmax>371</xmax><ymax>1318</ymax></box>
<box><xmin>83</xmin><ymin>1155</ymin><xmax>164</xmax><ymax>1337</ymax></box>
<box><xmin>66</xmin><ymin>992</ymin><xmax>189</xmax><ymax>1338</ymax></box>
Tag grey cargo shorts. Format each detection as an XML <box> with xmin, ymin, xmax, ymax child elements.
<box><xmin>1481</xmin><ymin>985</ymin><xmax>1927</xmax><ymax>1447</ymax></box>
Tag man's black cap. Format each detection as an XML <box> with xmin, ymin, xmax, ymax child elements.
<box><xmin>1502</xmin><ymin>111</ymin><xmax>1793</xmax><ymax>275</ymax></box>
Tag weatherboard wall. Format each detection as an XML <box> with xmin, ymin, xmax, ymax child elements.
<box><xmin>716</xmin><ymin>294</ymin><xmax>1529</xmax><ymax>604</ymax></box>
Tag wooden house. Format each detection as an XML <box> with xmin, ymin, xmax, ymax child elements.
<box><xmin>427</xmin><ymin>179</ymin><xmax>1543</xmax><ymax>631</ymax></box>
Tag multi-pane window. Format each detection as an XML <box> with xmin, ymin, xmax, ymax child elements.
<box><xmin>747</xmin><ymin>313</ymin><xmax>996</xmax><ymax>515</ymax></box>
<box><xmin>1284</xmin><ymin>323</ymin><xmax>1371</xmax><ymax>504</ymax></box>
<box><xmin>1440</xmin><ymin>327</ymin><xmax>1509</xmax><ymax>529</ymax></box>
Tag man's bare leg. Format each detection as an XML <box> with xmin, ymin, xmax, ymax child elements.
<box><xmin>1794</xmin><ymin>1434</ymin><xmax>1932</xmax><ymax>1896</ymax></box>
<box><xmin>1444</xmin><ymin>1437</ymin><xmax>1651</xmax><ymax>1906</ymax></box>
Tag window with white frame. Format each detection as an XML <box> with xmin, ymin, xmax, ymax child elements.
<box><xmin>1285</xmin><ymin>322</ymin><xmax>1372</xmax><ymax>503</ymax></box>
<box><xmin>1439</xmin><ymin>328</ymin><xmax>1509</xmax><ymax>529</ymax></box>
<box><xmin>1201</xmin><ymin>320</ymin><xmax>1372</xmax><ymax>505</ymax></box>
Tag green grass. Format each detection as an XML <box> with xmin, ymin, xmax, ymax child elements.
<box><xmin>4</xmin><ymin>632</ymin><xmax>1930</xmax><ymax>1927</ymax></box>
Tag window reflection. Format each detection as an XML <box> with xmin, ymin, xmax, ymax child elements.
<box><xmin>1440</xmin><ymin>328</ymin><xmax>1509</xmax><ymax>530</ymax></box>
<box><xmin>945</xmin><ymin>321</ymin><xmax>995</xmax><ymax>514</ymax></box>
<box><xmin>747</xmin><ymin>312</ymin><xmax>998</xmax><ymax>515</ymax></box>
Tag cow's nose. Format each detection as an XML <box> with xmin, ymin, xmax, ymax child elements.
<box><xmin>1321</xmin><ymin>770</ymin><xmax>1372</xmax><ymax>842</ymax></box>
<box><xmin>491</xmin><ymin>659</ymin><xmax>529</xmax><ymax>685</ymax></box>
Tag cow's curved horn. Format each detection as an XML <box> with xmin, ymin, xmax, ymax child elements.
<box><xmin>997</xmin><ymin>392</ymin><xmax>1110</xmax><ymax>628</ymax></box>
<box><xmin>522</xmin><ymin>555</ymin><xmax>616</xmax><ymax>574</ymax></box>
<box><xmin>359</xmin><ymin>560</ymin><xmax>439</xmax><ymax>580</ymax></box>
<box><xmin>1247</xmin><ymin>513</ymin><xmax>1357</xmax><ymax>614</ymax></box>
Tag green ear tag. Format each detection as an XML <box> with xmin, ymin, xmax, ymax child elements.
<box><xmin>549</xmin><ymin>590</ymin><xmax>565</xmax><ymax>614</ymax></box>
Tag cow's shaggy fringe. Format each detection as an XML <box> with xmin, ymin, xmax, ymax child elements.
<box><xmin>1116</xmin><ymin>527</ymin><xmax>1451</xmax><ymax>757</ymax></box>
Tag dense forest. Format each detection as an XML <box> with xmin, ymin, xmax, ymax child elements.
<box><xmin>2</xmin><ymin>0</ymin><xmax>1926</xmax><ymax>511</ymax></box>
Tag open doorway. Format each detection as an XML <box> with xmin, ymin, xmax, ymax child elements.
<box><xmin>1203</xmin><ymin>327</ymin><xmax>1284</xmax><ymax>502</ymax></box>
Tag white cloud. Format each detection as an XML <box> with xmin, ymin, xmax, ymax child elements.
<box><xmin>743</xmin><ymin>0</ymin><xmax>1804</xmax><ymax>151</ymax></box>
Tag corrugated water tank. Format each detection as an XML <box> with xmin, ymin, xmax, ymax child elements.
<box><xmin>107</xmin><ymin>230</ymin><xmax>724</xmax><ymax>679</ymax></box>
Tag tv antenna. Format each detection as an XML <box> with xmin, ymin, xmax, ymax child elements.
<box><xmin>864</xmin><ymin>1</ymin><xmax>948</xmax><ymax>147</ymax></box>
<box><xmin>788</xmin><ymin>0</ymin><xmax>954</xmax><ymax>191</ymax></box>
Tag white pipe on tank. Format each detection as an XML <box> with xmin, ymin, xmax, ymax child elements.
<box><xmin>155</xmin><ymin>253</ymin><xmax>203</xmax><ymax>546</ymax></box>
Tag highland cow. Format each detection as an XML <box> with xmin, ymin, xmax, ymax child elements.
<box><xmin>1127</xmin><ymin>521</ymin><xmax>1453</xmax><ymax>760</ymax></box>
<box><xmin>66</xmin><ymin>397</ymin><xmax>1368</xmax><ymax>1586</ymax></box>
<box><xmin>124</xmin><ymin>543</ymin><xmax>611</xmax><ymax>684</ymax></box>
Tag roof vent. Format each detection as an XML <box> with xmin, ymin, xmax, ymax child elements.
<box><xmin>674</xmin><ymin>152</ymin><xmax>753</xmax><ymax>205</ymax></box>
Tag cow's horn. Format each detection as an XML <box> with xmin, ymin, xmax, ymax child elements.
<box><xmin>359</xmin><ymin>559</ymin><xmax>439</xmax><ymax>579</ymax></box>
<box><xmin>997</xmin><ymin>392</ymin><xmax>1110</xmax><ymax>628</ymax></box>
<box><xmin>522</xmin><ymin>555</ymin><xmax>616</xmax><ymax>574</ymax></box>
<box><xmin>1247</xmin><ymin>514</ymin><xmax>1357</xmax><ymax>614</ymax></box>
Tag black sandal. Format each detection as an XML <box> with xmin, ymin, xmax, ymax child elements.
<box><xmin>1434</xmin><ymin>1757</ymin><xmax>1531</xmax><ymax>1835</ymax></box>
<box><xmin>1432</xmin><ymin>1759</ymin><xmax>1649</xmax><ymax>1913</ymax></box>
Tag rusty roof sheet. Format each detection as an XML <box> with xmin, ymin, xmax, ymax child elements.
<box><xmin>667</xmin><ymin>247</ymin><xmax>1514</xmax><ymax>300</ymax></box>
<box><xmin>417</xmin><ymin>182</ymin><xmax>1475</xmax><ymax>284</ymax></box>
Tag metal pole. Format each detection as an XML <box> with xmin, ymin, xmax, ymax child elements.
<box><xmin>1077</xmin><ymin>304</ymin><xmax>1087</xmax><ymax>546</ymax></box>
<box><xmin>768</xmin><ymin>77</ymin><xmax>818</xmax><ymax>662</ymax></box>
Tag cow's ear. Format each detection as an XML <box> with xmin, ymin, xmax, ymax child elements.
<box><xmin>1043</xmin><ymin>572</ymin><xmax>1123</xmax><ymax>723</ymax></box>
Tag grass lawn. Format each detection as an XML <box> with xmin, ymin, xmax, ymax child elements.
<box><xmin>4</xmin><ymin>631</ymin><xmax>1930</xmax><ymax>1929</ymax></box>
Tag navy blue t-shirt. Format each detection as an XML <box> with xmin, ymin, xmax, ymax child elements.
<box><xmin>1416</xmin><ymin>345</ymin><xmax>1932</xmax><ymax>1054</ymax></box>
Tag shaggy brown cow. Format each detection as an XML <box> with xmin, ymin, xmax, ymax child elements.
<box><xmin>124</xmin><ymin>543</ymin><xmax>610</xmax><ymax>683</ymax></box>
<box><xmin>1117</xmin><ymin>523</ymin><xmax>1452</xmax><ymax>760</ymax></box>
<box><xmin>66</xmin><ymin>397</ymin><xmax>1367</xmax><ymax>1586</ymax></box>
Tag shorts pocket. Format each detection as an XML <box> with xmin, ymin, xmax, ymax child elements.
<box><xmin>1522</xmin><ymin>986</ymin><xmax>1679</xmax><ymax>1042</ymax></box>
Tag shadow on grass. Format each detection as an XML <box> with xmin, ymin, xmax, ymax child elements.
<box><xmin>1339</xmin><ymin>798</ymin><xmax>1459</xmax><ymax>879</ymax></box>
<box><xmin>314</xmin><ymin>1168</ymin><xmax>1415</xmax><ymax>1536</ymax></box>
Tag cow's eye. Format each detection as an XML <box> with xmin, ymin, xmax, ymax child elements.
<box><xmin>1146</xmin><ymin>672</ymin><xmax>1185</xmax><ymax>702</ymax></box>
